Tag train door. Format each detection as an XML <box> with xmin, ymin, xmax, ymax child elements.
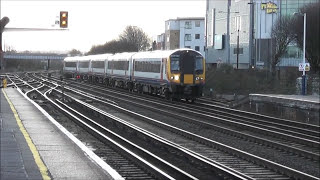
<box><xmin>180</xmin><ymin>52</ymin><xmax>195</xmax><ymax>84</ymax></box>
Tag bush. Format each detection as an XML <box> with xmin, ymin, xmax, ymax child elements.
<box><xmin>204</xmin><ymin>64</ymin><xmax>298</xmax><ymax>96</ymax></box>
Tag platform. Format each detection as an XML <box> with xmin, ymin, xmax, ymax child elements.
<box><xmin>250</xmin><ymin>94</ymin><xmax>320</xmax><ymax>110</ymax></box>
<box><xmin>1</xmin><ymin>87</ymin><xmax>123</xmax><ymax>180</ymax></box>
<box><xmin>248</xmin><ymin>94</ymin><xmax>319</xmax><ymax>125</ymax></box>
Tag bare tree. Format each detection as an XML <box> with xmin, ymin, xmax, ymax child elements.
<box><xmin>271</xmin><ymin>16</ymin><xmax>296</xmax><ymax>77</ymax></box>
<box><xmin>292</xmin><ymin>2</ymin><xmax>320</xmax><ymax>73</ymax></box>
<box><xmin>119</xmin><ymin>26</ymin><xmax>151</xmax><ymax>51</ymax></box>
<box><xmin>68</xmin><ymin>49</ymin><xmax>82</xmax><ymax>56</ymax></box>
<box><xmin>87</xmin><ymin>26</ymin><xmax>151</xmax><ymax>55</ymax></box>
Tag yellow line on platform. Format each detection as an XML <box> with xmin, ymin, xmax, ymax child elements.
<box><xmin>2</xmin><ymin>89</ymin><xmax>51</xmax><ymax>180</ymax></box>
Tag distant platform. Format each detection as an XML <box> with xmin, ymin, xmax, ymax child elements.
<box><xmin>248</xmin><ymin>94</ymin><xmax>319</xmax><ymax>125</ymax></box>
<box><xmin>250</xmin><ymin>94</ymin><xmax>319</xmax><ymax>110</ymax></box>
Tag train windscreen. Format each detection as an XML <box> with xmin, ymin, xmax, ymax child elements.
<box><xmin>195</xmin><ymin>56</ymin><xmax>203</xmax><ymax>74</ymax></box>
<box><xmin>170</xmin><ymin>50</ymin><xmax>203</xmax><ymax>74</ymax></box>
<box><xmin>170</xmin><ymin>55</ymin><xmax>180</xmax><ymax>72</ymax></box>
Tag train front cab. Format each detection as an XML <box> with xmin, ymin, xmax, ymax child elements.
<box><xmin>167</xmin><ymin>49</ymin><xmax>205</xmax><ymax>101</ymax></box>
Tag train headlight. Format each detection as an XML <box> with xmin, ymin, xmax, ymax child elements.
<box><xmin>174</xmin><ymin>75</ymin><xmax>179</xmax><ymax>80</ymax></box>
<box><xmin>170</xmin><ymin>76</ymin><xmax>174</xmax><ymax>80</ymax></box>
<box><xmin>200</xmin><ymin>77</ymin><xmax>204</xmax><ymax>80</ymax></box>
<box><xmin>195</xmin><ymin>76</ymin><xmax>200</xmax><ymax>80</ymax></box>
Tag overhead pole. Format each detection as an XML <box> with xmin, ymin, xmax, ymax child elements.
<box><xmin>236</xmin><ymin>29</ymin><xmax>239</xmax><ymax>69</ymax></box>
<box><xmin>226</xmin><ymin>0</ymin><xmax>231</xmax><ymax>64</ymax></box>
<box><xmin>248</xmin><ymin>0</ymin><xmax>254</xmax><ymax>68</ymax></box>
<box><xmin>0</xmin><ymin>17</ymin><xmax>10</xmax><ymax>72</ymax></box>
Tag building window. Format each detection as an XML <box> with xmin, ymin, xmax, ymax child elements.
<box><xmin>233</xmin><ymin>47</ymin><xmax>243</xmax><ymax>54</ymax></box>
<box><xmin>234</xmin><ymin>16</ymin><xmax>241</xmax><ymax>31</ymax></box>
<box><xmin>195</xmin><ymin>34</ymin><xmax>200</xmax><ymax>39</ymax></box>
<box><xmin>185</xmin><ymin>46</ymin><xmax>191</xmax><ymax>48</ymax></box>
<box><xmin>195</xmin><ymin>21</ymin><xmax>200</xmax><ymax>27</ymax></box>
<box><xmin>195</xmin><ymin>46</ymin><xmax>200</xmax><ymax>51</ymax></box>
<box><xmin>184</xmin><ymin>34</ymin><xmax>191</xmax><ymax>41</ymax></box>
<box><xmin>167</xmin><ymin>36</ymin><xmax>169</xmax><ymax>42</ymax></box>
<box><xmin>185</xmin><ymin>21</ymin><xmax>192</xmax><ymax>29</ymax></box>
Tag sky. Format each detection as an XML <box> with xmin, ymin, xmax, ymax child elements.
<box><xmin>1</xmin><ymin>0</ymin><xmax>206</xmax><ymax>53</ymax></box>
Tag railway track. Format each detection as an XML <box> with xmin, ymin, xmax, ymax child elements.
<box><xmin>44</xmin><ymin>74</ymin><xmax>320</xmax><ymax>161</ymax></box>
<box><xmin>6</xmin><ymin>73</ymin><xmax>252</xmax><ymax>179</ymax></box>
<box><xmin>26</xmin><ymin>72</ymin><xmax>318</xmax><ymax>179</ymax></box>
<box><xmin>6</xmin><ymin>75</ymin><xmax>186</xmax><ymax>179</ymax></box>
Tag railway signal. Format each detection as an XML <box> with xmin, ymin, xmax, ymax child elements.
<box><xmin>60</xmin><ymin>11</ymin><xmax>68</xmax><ymax>28</ymax></box>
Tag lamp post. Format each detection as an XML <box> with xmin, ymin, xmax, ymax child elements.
<box><xmin>294</xmin><ymin>12</ymin><xmax>307</xmax><ymax>95</ymax></box>
<box><xmin>302</xmin><ymin>13</ymin><xmax>306</xmax><ymax>95</ymax></box>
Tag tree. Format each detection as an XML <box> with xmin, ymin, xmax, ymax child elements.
<box><xmin>68</xmin><ymin>49</ymin><xmax>82</xmax><ymax>56</ymax></box>
<box><xmin>87</xmin><ymin>26</ymin><xmax>151</xmax><ymax>55</ymax></box>
<box><xmin>87</xmin><ymin>39</ymin><xmax>136</xmax><ymax>55</ymax></box>
<box><xmin>292</xmin><ymin>2</ymin><xmax>320</xmax><ymax>73</ymax></box>
<box><xmin>271</xmin><ymin>16</ymin><xmax>296</xmax><ymax>77</ymax></box>
<box><xmin>119</xmin><ymin>26</ymin><xmax>151</xmax><ymax>52</ymax></box>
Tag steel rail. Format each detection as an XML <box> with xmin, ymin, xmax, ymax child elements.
<box><xmin>48</xmin><ymin>81</ymin><xmax>318</xmax><ymax>180</ymax></box>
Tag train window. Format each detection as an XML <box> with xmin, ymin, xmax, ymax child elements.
<box><xmin>134</xmin><ymin>60</ymin><xmax>160</xmax><ymax>73</ymax></box>
<box><xmin>108</xmin><ymin>60</ymin><xmax>128</xmax><ymax>70</ymax></box>
<box><xmin>65</xmin><ymin>62</ymin><xmax>76</xmax><ymax>67</ymax></box>
<box><xmin>195</xmin><ymin>56</ymin><xmax>203</xmax><ymax>74</ymax></box>
<box><xmin>170</xmin><ymin>57</ymin><xmax>180</xmax><ymax>72</ymax></box>
<box><xmin>79</xmin><ymin>62</ymin><xmax>89</xmax><ymax>68</ymax></box>
<box><xmin>92</xmin><ymin>61</ymin><xmax>104</xmax><ymax>68</ymax></box>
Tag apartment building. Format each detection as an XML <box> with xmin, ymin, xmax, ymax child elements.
<box><xmin>164</xmin><ymin>17</ymin><xmax>205</xmax><ymax>56</ymax></box>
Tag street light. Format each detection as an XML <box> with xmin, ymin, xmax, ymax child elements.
<box><xmin>294</xmin><ymin>12</ymin><xmax>307</xmax><ymax>95</ymax></box>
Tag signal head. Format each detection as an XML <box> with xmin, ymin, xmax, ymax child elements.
<box><xmin>60</xmin><ymin>11</ymin><xmax>68</xmax><ymax>28</ymax></box>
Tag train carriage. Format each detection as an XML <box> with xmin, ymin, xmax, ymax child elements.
<box><xmin>89</xmin><ymin>54</ymin><xmax>112</xmax><ymax>84</ymax></box>
<box><xmin>131</xmin><ymin>50</ymin><xmax>169</xmax><ymax>95</ymax></box>
<box><xmin>106</xmin><ymin>52</ymin><xmax>136</xmax><ymax>88</ymax></box>
<box><xmin>77</xmin><ymin>56</ymin><xmax>91</xmax><ymax>74</ymax></box>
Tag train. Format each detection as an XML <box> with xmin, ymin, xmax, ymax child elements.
<box><xmin>63</xmin><ymin>49</ymin><xmax>205</xmax><ymax>102</ymax></box>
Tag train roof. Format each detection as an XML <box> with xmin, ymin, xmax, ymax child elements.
<box><xmin>132</xmin><ymin>49</ymin><xmax>202</xmax><ymax>59</ymax></box>
<box><xmin>64</xmin><ymin>56</ymin><xmax>78</xmax><ymax>62</ymax></box>
<box><xmin>63</xmin><ymin>49</ymin><xmax>203</xmax><ymax>62</ymax></box>
<box><xmin>108</xmin><ymin>52</ymin><xmax>137</xmax><ymax>60</ymax></box>
<box><xmin>89</xmin><ymin>53</ymin><xmax>113</xmax><ymax>61</ymax></box>
<box><xmin>64</xmin><ymin>56</ymin><xmax>90</xmax><ymax>62</ymax></box>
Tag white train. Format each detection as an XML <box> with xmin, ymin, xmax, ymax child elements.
<box><xmin>63</xmin><ymin>49</ymin><xmax>205</xmax><ymax>101</ymax></box>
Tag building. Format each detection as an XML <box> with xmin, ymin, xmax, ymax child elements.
<box><xmin>164</xmin><ymin>17</ymin><xmax>205</xmax><ymax>56</ymax></box>
<box><xmin>205</xmin><ymin>0</ymin><xmax>252</xmax><ymax>69</ymax></box>
<box><xmin>205</xmin><ymin>0</ymin><xmax>318</xmax><ymax>69</ymax></box>
<box><xmin>156</xmin><ymin>33</ymin><xmax>165</xmax><ymax>50</ymax></box>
